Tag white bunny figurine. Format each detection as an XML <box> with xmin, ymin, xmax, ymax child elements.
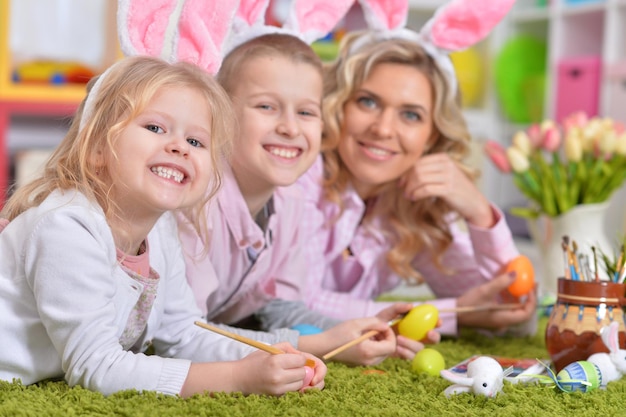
<box><xmin>440</xmin><ymin>356</ymin><xmax>506</xmax><ymax>398</ymax></box>
<box><xmin>587</xmin><ymin>321</ymin><xmax>626</xmax><ymax>388</ymax></box>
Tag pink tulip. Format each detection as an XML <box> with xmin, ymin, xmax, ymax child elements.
<box><xmin>526</xmin><ymin>123</ymin><xmax>543</xmax><ymax>148</ymax></box>
<box><xmin>615</xmin><ymin>122</ymin><xmax>625</xmax><ymax>135</ymax></box>
<box><xmin>562</xmin><ymin>111</ymin><xmax>588</xmax><ymax>132</ymax></box>
<box><xmin>484</xmin><ymin>140</ymin><xmax>511</xmax><ymax>173</ymax></box>
<box><xmin>542</xmin><ymin>126</ymin><xmax>562</xmax><ymax>152</ymax></box>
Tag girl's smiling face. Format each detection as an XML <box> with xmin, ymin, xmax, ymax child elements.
<box><xmin>106</xmin><ymin>86</ymin><xmax>214</xmax><ymax>222</ymax></box>
<box><xmin>338</xmin><ymin>62</ymin><xmax>435</xmax><ymax>199</ymax></box>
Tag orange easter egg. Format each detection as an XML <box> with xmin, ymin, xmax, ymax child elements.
<box><xmin>505</xmin><ymin>255</ymin><xmax>535</xmax><ymax>297</ymax></box>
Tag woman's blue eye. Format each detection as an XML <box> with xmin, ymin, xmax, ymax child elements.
<box><xmin>403</xmin><ymin>111</ymin><xmax>421</xmax><ymax>122</ymax></box>
<box><xmin>357</xmin><ymin>96</ymin><xmax>376</xmax><ymax>108</ymax></box>
<box><xmin>187</xmin><ymin>138</ymin><xmax>203</xmax><ymax>148</ymax></box>
<box><xmin>145</xmin><ymin>124</ymin><xmax>164</xmax><ymax>133</ymax></box>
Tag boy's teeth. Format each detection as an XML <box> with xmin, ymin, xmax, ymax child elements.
<box><xmin>268</xmin><ymin>147</ymin><xmax>298</xmax><ymax>159</ymax></box>
<box><xmin>151</xmin><ymin>166</ymin><xmax>184</xmax><ymax>183</ymax></box>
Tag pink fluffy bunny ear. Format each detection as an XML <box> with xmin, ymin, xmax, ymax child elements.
<box><xmin>357</xmin><ymin>0</ymin><xmax>408</xmax><ymax>31</ymax></box>
<box><xmin>351</xmin><ymin>0</ymin><xmax>516</xmax><ymax>95</ymax></box>
<box><xmin>422</xmin><ymin>0</ymin><xmax>516</xmax><ymax>52</ymax></box>
<box><xmin>226</xmin><ymin>0</ymin><xmax>354</xmax><ymax>53</ymax></box>
<box><xmin>117</xmin><ymin>0</ymin><xmax>239</xmax><ymax>74</ymax></box>
<box><xmin>283</xmin><ymin>0</ymin><xmax>356</xmax><ymax>45</ymax></box>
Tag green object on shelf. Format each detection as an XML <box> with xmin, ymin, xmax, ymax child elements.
<box><xmin>311</xmin><ymin>41</ymin><xmax>339</xmax><ymax>62</ymax></box>
<box><xmin>494</xmin><ymin>35</ymin><xmax>548</xmax><ymax>124</ymax></box>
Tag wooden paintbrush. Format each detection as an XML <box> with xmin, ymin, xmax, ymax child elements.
<box><xmin>194</xmin><ymin>321</ymin><xmax>316</xmax><ymax>367</ymax></box>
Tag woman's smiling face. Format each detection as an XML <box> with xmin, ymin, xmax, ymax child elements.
<box><xmin>338</xmin><ymin>62</ymin><xmax>435</xmax><ymax>199</ymax></box>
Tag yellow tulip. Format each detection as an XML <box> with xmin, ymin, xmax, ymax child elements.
<box><xmin>512</xmin><ymin>131</ymin><xmax>532</xmax><ymax>156</ymax></box>
<box><xmin>564</xmin><ymin>130</ymin><xmax>583</xmax><ymax>162</ymax></box>
<box><xmin>506</xmin><ymin>146</ymin><xmax>530</xmax><ymax>173</ymax></box>
<box><xmin>615</xmin><ymin>132</ymin><xmax>626</xmax><ymax>156</ymax></box>
<box><xmin>599</xmin><ymin>130</ymin><xmax>617</xmax><ymax>156</ymax></box>
<box><xmin>540</xmin><ymin>119</ymin><xmax>556</xmax><ymax>133</ymax></box>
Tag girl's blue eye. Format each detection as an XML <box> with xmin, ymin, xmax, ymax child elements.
<box><xmin>187</xmin><ymin>138</ymin><xmax>203</xmax><ymax>148</ymax></box>
<box><xmin>145</xmin><ymin>124</ymin><xmax>164</xmax><ymax>133</ymax></box>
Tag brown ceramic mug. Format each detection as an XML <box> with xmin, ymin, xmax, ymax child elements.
<box><xmin>545</xmin><ymin>278</ymin><xmax>626</xmax><ymax>372</ymax></box>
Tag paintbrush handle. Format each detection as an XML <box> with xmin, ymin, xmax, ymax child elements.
<box><xmin>194</xmin><ymin>321</ymin><xmax>285</xmax><ymax>354</ymax></box>
<box><xmin>440</xmin><ymin>303</ymin><xmax>523</xmax><ymax>314</ymax></box>
<box><xmin>194</xmin><ymin>321</ymin><xmax>316</xmax><ymax>368</ymax></box>
<box><xmin>322</xmin><ymin>329</ymin><xmax>379</xmax><ymax>361</ymax></box>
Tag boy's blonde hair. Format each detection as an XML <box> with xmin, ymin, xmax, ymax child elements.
<box><xmin>217</xmin><ymin>33</ymin><xmax>323</xmax><ymax>96</ymax></box>
<box><xmin>1</xmin><ymin>56</ymin><xmax>234</xmax><ymax>248</ymax></box>
<box><xmin>322</xmin><ymin>32</ymin><xmax>477</xmax><ymax>283</ymax></box>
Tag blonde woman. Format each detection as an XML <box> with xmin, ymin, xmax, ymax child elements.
<box><xmin>276</xmin><ymin>32</ymin><xmax>537</xmax><ymax>357</ymax></box>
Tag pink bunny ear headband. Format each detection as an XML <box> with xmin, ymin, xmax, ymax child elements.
<box><xmin>224</xmin><ymin>0</ymin><xmax>354</xmax><ymax>55</ymax></box>
<box><xmin>81</xmin><ymin>0</ymin><xmax>354</xmax><ymax>130</ymax></box>
<box><xmin>350</xmin><ymin>0</ymin><xmax>517</xmax><ymax>94</ymax></box>
<box><xmin>81</xmin><ymin>0</ymin><xmax>240</xmax><ymax>130</ymax></box>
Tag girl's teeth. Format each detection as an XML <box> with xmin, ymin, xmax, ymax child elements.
<box><xmin>151</xmin><ymin>166</ymin><xmax>184</xmax><ymax>183</ymax></box>
<box><xmin>269</xmin><ymin>147</ymin><xmax>298</xmax><ymax>159</ymax></box>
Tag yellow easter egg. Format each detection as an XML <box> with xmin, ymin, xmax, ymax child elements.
<box><xmin>397</xmin><ymin>304</ymin><xmax>439</xmax><ymax>341</ymax></box>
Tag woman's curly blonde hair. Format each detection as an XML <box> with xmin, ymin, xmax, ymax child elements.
<box><xmin>321</xmin><ymin>32</ymin><xmax>478</xmax><ymax>284</ymax></box>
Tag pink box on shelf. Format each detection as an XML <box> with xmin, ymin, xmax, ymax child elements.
<box><xmin>604</xmin><ymin>60</ymin><xmax>626</xmax><ymax>126</ymax></box>
<box><xmin>555</xmin><ymin>55</ymin><xmax>602</xmax><ymax>122</ymax></box>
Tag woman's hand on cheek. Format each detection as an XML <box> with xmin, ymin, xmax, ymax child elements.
<box><xmin>399</xmin><ymin>153</ymin><xmax>494</xmax><ymax>228</ymax></box>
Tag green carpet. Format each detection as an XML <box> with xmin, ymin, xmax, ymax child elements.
<box><xmin>4</xmin><ymin>317</ymin><xmax>626</xmax><ymax>416</ymax></box>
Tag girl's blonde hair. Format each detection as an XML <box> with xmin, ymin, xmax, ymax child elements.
<box><xmin>1</xmin><ymin>55</ymin><xmax>234</xmax><ymax>249</ymax></box>
<box><xmin>322</xmin><ymin>32</ymin><xmax>477</xmax><ymax>283</ymax></box>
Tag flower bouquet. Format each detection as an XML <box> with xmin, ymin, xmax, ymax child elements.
<box><xmin>485</xmin><ymin>112</ymin><xmax>626</xmax><ymax>219</ymax></box>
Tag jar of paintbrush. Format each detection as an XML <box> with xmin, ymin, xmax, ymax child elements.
<box><xmin>545</xmin><ymin>237</ymin><xmax>626</xmax><ymax>372</ymax></box>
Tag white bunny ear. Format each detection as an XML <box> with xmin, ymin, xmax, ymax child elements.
<box><xmin>421</xmin><ymin>0</ymin><xmax>516</xmax><ymax>52</ymax></box>
<box><xmin>443</xmin><ymin>384</ymin><xmax>471</xmax><ymax>397</ymax></box>
<box><xmin>602</xmin><ymin>322</ymin><xmax>621</xmax><ymax>353</ymax></box>
<box><xmin>117</xmin><ymin>0</ymin><xmax>239</xmax><ymax>73</ymax></box>
<box><xmin>440</xmin><ymin>369</ymin><xmax>474</xmax><ymax>386</ymax></box>
<box><xmin>283</xmin><ymin>0</ymin><xmax>355</xmax><ymax>45</ymax></box>
<box><xmin>357</xmin><ymin>0</ymin><xmax>407</xmax><ymax>31</ymax></box>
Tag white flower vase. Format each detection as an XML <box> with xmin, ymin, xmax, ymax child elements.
<box><xmin>526</xmin><ymin>202</ymin><xmax>615</xmax><ymax>298</ymax></box>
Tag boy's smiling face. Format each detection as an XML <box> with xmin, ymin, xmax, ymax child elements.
<box><xmin>228</xmin><ymin>55</ymin><xmax>323</xmax><ymax>197</ymax></box>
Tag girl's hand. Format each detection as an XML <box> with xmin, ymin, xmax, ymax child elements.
<box><xmin>299</xmin><ymin>317</ymin><xmax>396</xmax><ymax>366</ymax></box>
<box><xmin>399</xmin><ymin>153</ymin><xmax>495</xmax><ymax>228</ymax></box>
<box><xmin>236</xmin><ymin>342</ymin><xmax>326</xmax><ymax>395</ymax></box>
<box><xmin>279</xmin><ymin>343</ymin><xmax>327</xmax><ymax>392</ymax></box>
<box><xmin>375</xmin><ymin>303</ymin><xmax>441</xmax><ymax>360</ymax></box>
